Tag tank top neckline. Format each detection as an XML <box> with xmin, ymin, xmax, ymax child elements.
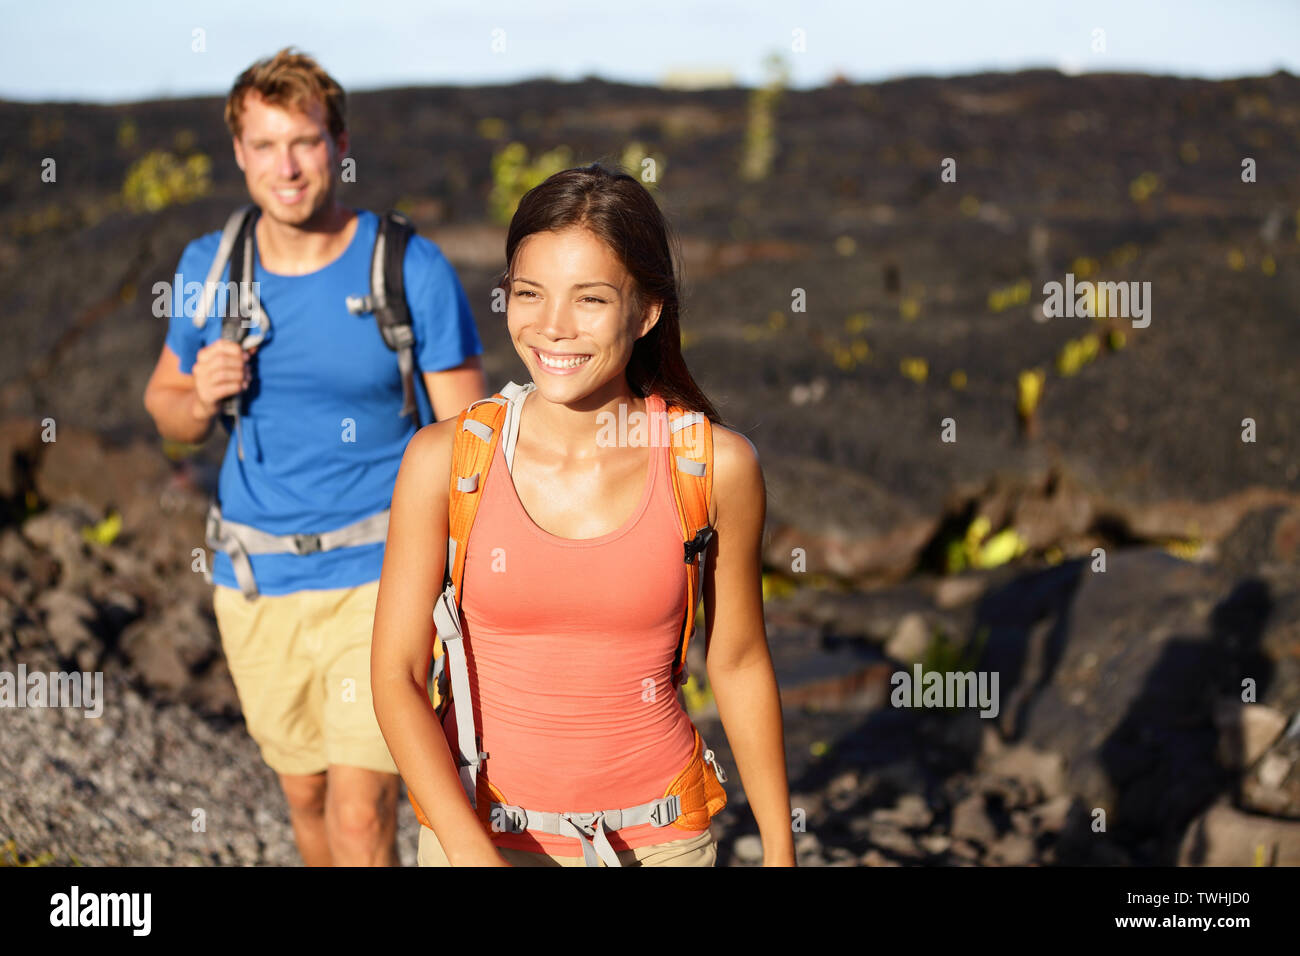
<box><xmin>497</xmin><ymin>391</ymin><xmax>664</xmax><ymax>548</ymax></box>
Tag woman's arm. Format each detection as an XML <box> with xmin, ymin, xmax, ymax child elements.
<box><xmin>370</xmin><ymin>419</ymin><xmax>508</xmax><ymax>866</ymax></box>
<box><xmin>701</xmin><ymin>428</ymin><xmax>796</xmax><ymax>866</ymax></box>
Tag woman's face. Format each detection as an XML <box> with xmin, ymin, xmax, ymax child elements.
<box><xmin>506</xmin><ymin>225</ymin><xmax>659</xmax><ymax>401</ymax></box>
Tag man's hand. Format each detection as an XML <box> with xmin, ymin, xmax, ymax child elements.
<box><xmin>191</xmin><ymin>340</ymin><xmax>254</xmax><ymax>418</ymax></box>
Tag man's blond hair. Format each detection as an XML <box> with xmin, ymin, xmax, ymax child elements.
<box><xmin>224</xmin><ymin>47</ymin><xmax>346</xmax><ymax>142</ymax></box>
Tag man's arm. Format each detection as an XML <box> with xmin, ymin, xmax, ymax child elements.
<box><xmin>142</xmin><ymin>341</ymin><xmax>248</xmax><ymax>444</ymax></box>
<box><xmin>422</xmin><ymin>354</ymin><xmax>489</xmax><ymax>422</ymax></box>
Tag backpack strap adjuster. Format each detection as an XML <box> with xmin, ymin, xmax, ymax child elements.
<box><xmin>292</xmin><ymin>533</ymin><xmax>322</xmax><ymax>555</ymax></box>
<box><xmin>647</xmin><ymin>795</ymin><xmax>681</xmax><ymax>827</ymax></box>
<box><xmin>384</xmin><ymin>323</ymin><xmax>415</xmax><ymax>351</ymax></box>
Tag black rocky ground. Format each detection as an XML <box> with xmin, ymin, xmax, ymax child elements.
<box><xmin>2</xmin><ymin>70</ymin><xmax>1299</xmax><ymax>865</ymax></box>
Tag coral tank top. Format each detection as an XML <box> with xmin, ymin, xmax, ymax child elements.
<box><xmin>442</xmin><ymin>390</ymin><xmax>707</xmax><ymax>856</ymax></box>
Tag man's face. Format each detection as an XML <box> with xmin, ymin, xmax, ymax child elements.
<box><xmin>231</xmin><ymin>91</ymin><xmax>346</xmax><ymax>226</ymax></box>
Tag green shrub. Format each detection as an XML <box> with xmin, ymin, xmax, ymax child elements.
<box><xmin>487</xmin><ymin>142</ymin><xmax>572</xmax><ymax>225</ymax></box>
<box><xmin>1</xmin><ymin>838</ymin><xmax>55</xmax><ymax>866</ymax></box>
<box><xmin>740</xmin><ymin>53</ymin><xmax>789</xmax><ymax>182</ymax></box>
<box><xmin>122</xmin><ymin>150</ymin><xmax>212</xmax><ymax>213</ymax></box>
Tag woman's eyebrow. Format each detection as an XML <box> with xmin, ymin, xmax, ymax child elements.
<box><xmin>511</xmin><ymin>277</ymin><xmax>620</xmax><ymax>292</ymax></box>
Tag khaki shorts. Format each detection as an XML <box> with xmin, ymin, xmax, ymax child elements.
<box><xmin>211</xmin><ymin>579</ymin><xmax>399</xmax><ymax>777</ymax></box>
<box><xmin>416</xmin><ymin>825</ymin><xmax>717</xmax><ymax>867</ymax></box>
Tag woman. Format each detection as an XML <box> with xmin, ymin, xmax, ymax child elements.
<box><xmin>371</xmin><ymin>162</ymin><xmax>793</xmax><ymax>866</ymax></box>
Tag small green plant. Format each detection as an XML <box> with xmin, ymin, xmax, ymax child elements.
<box><xmin>1</xmin><ymin>838</ymin><xmax>55</xmax><ymax>867</ymax></box>
<box><xmin>761</xmin><ymin>572</ymin><xmax>797</xmax><ymax>602</ymax></box>
<box><xmin>1056</xmin><ymin>333</ymin><xmax>1101</xmax><ymax>376</ymax></box>
<box><xmin>123</xmin><ymin>149</ymin><xmax>212</xmax><ymax>212</ymax></box>
<box><xmin>81</xmin><ymin>510</ymin><xmax>122</xmax><ymax>546</ymax></box>
<box><xmin>477</xmin><ymin>116</ymin><xmax>507</xmax><ymax>139</ymax></box>
<box><xmin>942</xmin><ymin>515</ymin><xmax>1029</xmax><ymax>574</ymax></box>
<box><xmin>487</xmin><ymin>142</ymin><xmax>573</xmax><ymax>225</ymax></box>
<box><xmin>1129</xmin><ymin>171</ymin><xmax>1161</xmax><ymax>203</ymax></box>
<box><xmin>920</xmin><ymin>625</ymin><xmax>991</xmax><ymax>712</ymax></box>
<box><xmin>682</xmin><ymin>673</ymin><xmax>714</xmax><ymax>716</ymax></box>
<box><xmin>900</xmin><ymin>356</ymin><xmax>928</xmax><ymax>383</ymax></box>
<box><xmin>740</xmin><ymin>52</ymin><xmax>789</xmax><ymax>182</ymax></box>
<box><xmin>620</xmin><ymin>141</ymin><xmax>664</xmax><ymax>189</ymax></box>
<box><xmin>987</xmin><ymin>278</ymin><xmax>1032</xmax><ymax>312</ymax></box>
<box><xmin>116</xmin><ymin>117</ymin><xmax>138</xmax><ymax>150</ymax></box>
<box><xmin>161</xmin><ymin>438</ymin><xmax>202</xmax><ymax>462</ymax></box>
<box><xmin>1017</xmin><ymin>367</ymin><xmax>1045</xmax><ymax>424</ymax></box>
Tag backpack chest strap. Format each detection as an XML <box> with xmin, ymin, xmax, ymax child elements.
<box><xmin>205</xmin><ymin>502</ymin><xmax>390</xmax><ymax>600</ymax></box>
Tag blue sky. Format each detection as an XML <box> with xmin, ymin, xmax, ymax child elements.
<box><xmin>3</xmin><ymin>0</ymin><xmax>1297</xmax><ymax>102</ymax></box>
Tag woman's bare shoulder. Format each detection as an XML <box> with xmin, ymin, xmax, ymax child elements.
<box><xmin>400</xmin><ymin>416</ymin><xmax>460</xmax><ymax>494</ymax></box>
<box><xmin>707</xmin><ymin>423</ymin><xmax>763</xmax><ymax>527</ymax></box>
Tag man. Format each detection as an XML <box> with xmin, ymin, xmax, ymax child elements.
<box><xmin>142</xmin><ymin>48</ymin><xmax>487</xmax><ymax>866</ymax></box>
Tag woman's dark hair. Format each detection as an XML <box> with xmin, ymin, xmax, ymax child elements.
<box><xmin>498</xmin><ymin>162</ymin><xmax>725</xmax><ymax>425</ymax></box>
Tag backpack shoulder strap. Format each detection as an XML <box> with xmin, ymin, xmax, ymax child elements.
<box><xmin>664</xmin><ymin>401</ymin><xmax>715</xmax><ymax>689</ymax></box>
<box><xmin>446</xmin><ymin>388</ymin><xmax>513</xmax><ymax>601</ymax></box>
<box><xmin>193</xmin><ymin>205</ymin><xmax>257</xmax><ymax>331</ymax></box>
<box><xmin>196</xmin><ymin>205</ymin><xmax>265</xmax><ymax>461</ymax></box>
<box><xmin>423</xmin><ymin>383</ymin><xmax>526</xmax><ymax>826</ymax></box>
<box><xmin>347</xmin><ymin>210</ymin><xmax>422</xmax><ymax>425</ymax></box>
<box><xmin>223</xmin><ymin>206</ymin><xmax>268</xmax><ymax>347</ymax></box>
<box><xmin>428</xmin><ymin>383</ymin><xmax>525</xmax><ymax>717</ymax></box>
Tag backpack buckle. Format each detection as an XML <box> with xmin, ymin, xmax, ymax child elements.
<box><xmin>683</xmin><ymin>526</ymin><xmax>714</xmax><ymax>565</ymax></box>
<box><xmin>346</xmin><ymin>294</ymin><xmax>375</xmax><ymax>315</ymax></box>
<box><xmin>292</xmin><ymin>533</ymin><xmax>322</xmax><ymax>555</ymax></box>
<box><xmin>204</xmin><ymin>504</ymin><xmax>221</xmax><ymax>547</ymax></box>
<box><xmin>382</xmin><ymin>323</ymin><xmax>415</xmax><ymax>351</ymax></box>
<box><xmin>647</xmin><ymin>795</ymin><xmax>681</xmax><ymax>827</ymax></box>
<box><xmin>562</xmin><ymin>811</ymin><xmax>600</xmax><ymax>837</ymax></box>
<box><xmin>703</xmin><ymin>749</ymin><xmax>728</xmax><ymax>784</ymax></box>
<box><xmin>492</xmin><ymin>804</ymin><xmax>527</xmax><ymax>834</ymax></box>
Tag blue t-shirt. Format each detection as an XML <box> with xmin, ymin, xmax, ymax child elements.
<box><xmin>165</xmin><ymin>209</ymin><xmax>483</xmax><ymax>595</ymax></box>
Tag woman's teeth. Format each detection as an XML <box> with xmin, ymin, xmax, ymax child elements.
<box><xmin>537</xmin><ymin>352</ymin><xmax>591</xmax><ymax>369</ymax></box>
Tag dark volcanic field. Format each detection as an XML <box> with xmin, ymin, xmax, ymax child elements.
<box><xmin>1</xmin><ymin>71</ymin><xmax>1299</xmax><ymax>866</ymax></box>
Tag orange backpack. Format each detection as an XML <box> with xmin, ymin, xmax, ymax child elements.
<box><xmin>410</xmin><ymin>381</ymin><xmax>728</xmax><ymax>866</ymax></box>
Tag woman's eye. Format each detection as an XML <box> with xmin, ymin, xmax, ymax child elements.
<box><xmin>580</xmin><ymin>296</ymin><xmax>607</xmax><ymax>304</ymax></box>
<box><xmin>513</xmin><ymin>289</ymin><xmax>537</xmax><ymax>298</ymax></box>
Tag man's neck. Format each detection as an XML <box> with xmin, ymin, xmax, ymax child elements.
<box><xmin>254</xmin><ymin>201</ymin><xmax>357</xmax><ymax>275</ymax></box>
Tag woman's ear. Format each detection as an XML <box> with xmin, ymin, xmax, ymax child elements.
<box><xmin>637</xmin><ymin>299</ymin><xmax>663</xmax><ymax>340</ymax></box>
